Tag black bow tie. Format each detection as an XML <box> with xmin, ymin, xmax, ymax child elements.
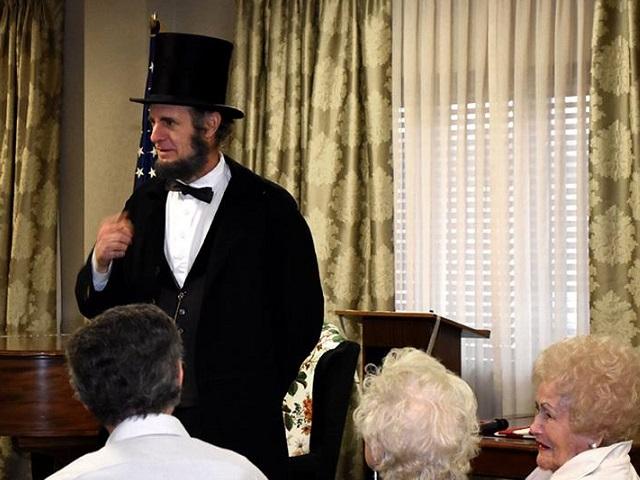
<box><xmin>165</xmin><ymin>180</ymin><xmax>214</xmax><ymax>203</ymax></box>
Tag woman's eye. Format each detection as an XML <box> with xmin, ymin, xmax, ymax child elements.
<box><xmin>535</xmin><ymin>405</ymin><xmax>553</xmax><ymax>420</ymax></box>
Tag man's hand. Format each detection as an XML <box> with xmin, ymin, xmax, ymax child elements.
<box><xmin>94</xmin><ymin>212</ymin><xmax>134</xmax><ymax>273</ymax></box>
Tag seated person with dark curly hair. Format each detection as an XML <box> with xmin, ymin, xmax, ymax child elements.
<box><xmin>46</xmin><ymin>303</ymin><xmax>266</xmax><ymax>480</ymax></box>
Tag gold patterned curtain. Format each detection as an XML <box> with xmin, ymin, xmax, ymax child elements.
<box><xmin>590</xmin><ymin>0</ymin><xmax>640</xmax><ymax>343</ymax></box>
<box><xmin>0</xmin><ymin>0</ymin><xmax>63</xmax><ymax>477</ymax></box>
<box><xmin>229</xmin><ymin>1</ymin><xmax>393</xmax><ymax>478</ymax></box>
<box><xmin>229</xmin><ymin>0</ymin><xmax>394</xmax><ymax>318</ymax></box>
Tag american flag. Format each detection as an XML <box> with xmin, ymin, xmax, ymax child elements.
<box><xmin>133</xmin><ymin>16</ymin><xmax>160</xmax><ymax>190</ymax></box>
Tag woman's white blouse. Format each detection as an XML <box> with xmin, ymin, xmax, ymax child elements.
<box><xmin>526</xmin><ymin>441</ymin><xmax>639</xmax><ymax>480</ymax></box>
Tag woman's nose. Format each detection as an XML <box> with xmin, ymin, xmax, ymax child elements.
<box><xmin>529</xmin><ymin>414</ymin><xmax>542</xmax><ymax>435</ymax></box>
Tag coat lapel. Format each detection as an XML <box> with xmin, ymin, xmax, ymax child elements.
<box><xmin>196</xmin><ymin>157</ymin><xmax>262</xmax><ymax>285</ymax></box>
<box><xmin>138</xmin><ymin>181</ymin><xmax>168</xmax><ymax>287</ymax></box>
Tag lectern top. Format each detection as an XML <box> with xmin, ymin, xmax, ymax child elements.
<box><xmin>335</xmin><ymin>309</ymin><xmax>490</xmax><ymax>339</ymax></box>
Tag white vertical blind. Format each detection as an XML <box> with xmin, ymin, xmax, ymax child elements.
<box><xmin>392</xmin><ymin>0</ymin><xmax>593</xmax><ymax>417</ymax></box>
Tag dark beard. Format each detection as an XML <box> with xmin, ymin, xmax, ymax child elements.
<box><xmin>155</xmin><ymin>131</ymin><xmax>210</xmax><ymax>182</ymax></box>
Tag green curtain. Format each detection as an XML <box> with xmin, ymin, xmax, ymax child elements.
<box><xmin>228</xmin><ymin>1</ymin><xmax>393</xmax><ymax>477</ymax></box>
<box><xmin>590</xmin><ymin>0</ymin><xmax>640</xmax><ymax>343</ymax></box>
<box><xmin>0</xmin><ymin>0</ymin><xmax>64</xmax><ymax>478</ymax></box>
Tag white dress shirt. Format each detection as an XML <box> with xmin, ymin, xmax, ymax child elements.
<box><xmin>45</xmin><ymin>414</ymin><xmax>267</xmax><ymax>480</ymax></box>
<box><xmin>92</xmin><ymin>155</ymin><xmax>231</xmax><ymax>290</ymax></box>
<box><xmin>164</xmin><ymin>155</ymin><xmax>230</xmax><ymax>287</ymax></box>
<box><xmin>526</xmin><ymin>441</ymin><xmax>640</xmax><ymax>480</ymax></box>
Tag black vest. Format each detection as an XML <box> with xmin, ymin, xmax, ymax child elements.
<box><xmin>155</xmin><ymin>257</ymin><xmax>207</xmax><ymax>407</ymax></box>
<box><xmin>153</xmin><ymin>192</ymin><xmax>227</xmax><ymax>406</ymax></box>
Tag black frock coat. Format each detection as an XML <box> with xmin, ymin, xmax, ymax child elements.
<box><xmin>75</xmin><ymin>157</ymin><xmax>324</xmax><ymax>479</ymax></box>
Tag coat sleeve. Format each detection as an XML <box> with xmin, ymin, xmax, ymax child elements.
<box><xmin>267</xmin><ymin>189</ymin><xmax>324</xmax><ymax>396</ymax></box>
<box><xmin>74</xmin><ymin>190</ymin><xmax>149</xmax><ymax>318</ymax></box>
<box><xmin>74</xmin><ymin>248</ymin><xmax>131</xmax><ymax>319</ymax></box>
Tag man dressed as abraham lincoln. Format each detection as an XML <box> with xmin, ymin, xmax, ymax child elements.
<box><xmin>75</xmin><ymin>32</ymin><xmax>324</xmax><ymax>479</ymax></box>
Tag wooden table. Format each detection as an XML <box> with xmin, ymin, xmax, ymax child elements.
<box><xmin>0</xmin><ymin>335</ymin><xmax>101</xmax><ymax>478</ymax></box>
<box><xmin>472</xmin><ymin>436</ymin><xmax>538</xmax><ymax>478</ymax></box>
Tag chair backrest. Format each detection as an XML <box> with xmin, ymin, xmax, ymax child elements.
<box><xmin>315</xmin><ymin>340</ymin><xmax>360</xmax><ymax>478</ymax></box>
<box><xmin>290</xmin><ymin>340</ymin><xmax>360</xmax><ymax>480</ymax></box>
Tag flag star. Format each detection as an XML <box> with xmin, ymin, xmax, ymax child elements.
<box><xmin>138</xmin><ymin>147</ymin><xmax>144</xmax><ymax>157</ymax></box>
<box><xmin>149</xmin><ymin>168</ymin><xmax>157</xmax><ymax>178</ymax></box>
<box><xmin>135</xmin><ymin>167</ymin><xmax>144</xmax><ymax>178</ymax></box>
<box><xmin>151</xmin><ymin>146</ymin><xmax>157</xmax><ymax>158</ymax></box>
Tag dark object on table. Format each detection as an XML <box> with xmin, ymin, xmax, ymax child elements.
<box><xmin>479</xmin><ymin>418</ymin><xmax>509</xmax><ymax>436</ymax></box>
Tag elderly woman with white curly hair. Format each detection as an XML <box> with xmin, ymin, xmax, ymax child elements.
<box><xmin>527</xmin><ymin>335</ymin><xmax>640</xmax><ymax>479</ymax></box>
<box><xmin>353</xmin><ymin>347</ymin><xmax>479</xmax><ymax>480</ymax></box>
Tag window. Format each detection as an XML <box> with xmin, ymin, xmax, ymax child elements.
<box><xmin>392</xmin><ymin>0</ymin><xmax>593</xmax><ymax>416</ymax></box>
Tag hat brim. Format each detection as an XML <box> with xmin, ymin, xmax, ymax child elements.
<box><xmin>130</xmin><ymin>95</ymin><xmax>244</xmax><ymax>119</ymax></box>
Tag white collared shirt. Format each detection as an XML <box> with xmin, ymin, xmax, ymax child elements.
<box><xmin>526</xmin><ymin>441</ymin><xmax>640</xmax><ymax>480</ymax></box>
<box><xmin>91</xmin><ymin>155</ymin><xmax>231</xmax><ymax>290</ymax></box>
<box><xmin>45</xmin><ymin>414</ymin><xmax>267</xmax><ymax>480</ymax></box>
<box><xmin>164</xmin><ymin>155</ymin><xmax>230</xmax><ymax>287</ymax></box>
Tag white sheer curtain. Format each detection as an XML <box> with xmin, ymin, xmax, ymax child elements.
<box><xmin>392</xmin><ymin>0</ymin><xmax>593</xmax><ymax>417</ymax></box>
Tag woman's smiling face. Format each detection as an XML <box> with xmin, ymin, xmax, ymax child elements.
<box><xmin>529</xmin><ymin>381</ymin><xmax>594</xmax><ymax>472</ymax></box>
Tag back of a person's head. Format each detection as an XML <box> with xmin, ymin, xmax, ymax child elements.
<box><xmin>66</xmin><ymin>303</ymin><xmax>183</xmax><ymax>427</ymax></box>
<box><xmin>354</xmin><ymin>348</ymin><xmax>479</xmax><ymax>480</ymax></box>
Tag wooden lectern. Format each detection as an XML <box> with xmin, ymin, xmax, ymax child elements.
<box><xmin>335</xmin><ymin>310</ymin><xmax>490</xmax><ymax>375</ymax></box>
<box><xmin>337</xmin><ymin>310</ymin><xmax>490</xmax><ymax>480</ymax></box>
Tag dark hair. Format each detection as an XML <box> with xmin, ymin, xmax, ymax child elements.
<box><xmin>66</xmin><ymin>303</ymin><xmax>183</xmax><ymax>427</ymax></box>
<box><xmin>189</xmin><ymin>107</ymin><xmax>234</xmax><ymax>148</ymax></box>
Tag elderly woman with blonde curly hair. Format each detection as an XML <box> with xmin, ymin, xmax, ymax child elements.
<box><xmin>527</xmin><ymin>335</ymin><xmax>640</xmax><ymax>479</ymax></box>
<box><xmin>353</xmin><ymin>347</ymin><xmax>479</xmax><ymax>480</ymax></box>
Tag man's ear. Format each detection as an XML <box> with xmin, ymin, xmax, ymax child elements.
<box><xmin>177</xmin><ymin>360</ymin><xmax>184</xmax><ymax>387</ymax></box>
<box><xmin>204</xmin><ymin>111</ymin><xmax>222</xmax><ymax>142</ymax></box>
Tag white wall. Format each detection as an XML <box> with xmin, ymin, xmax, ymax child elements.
<box><xmin>60</xmin><ymin>0</ymin><xmax>236</xmax><ymax>331</ymax></box>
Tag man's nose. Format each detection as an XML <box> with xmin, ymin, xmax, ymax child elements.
<box><xmin>150</xmin><ymin>124</ymin><xmax>163</xmax><ymax>144</ymax></box>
